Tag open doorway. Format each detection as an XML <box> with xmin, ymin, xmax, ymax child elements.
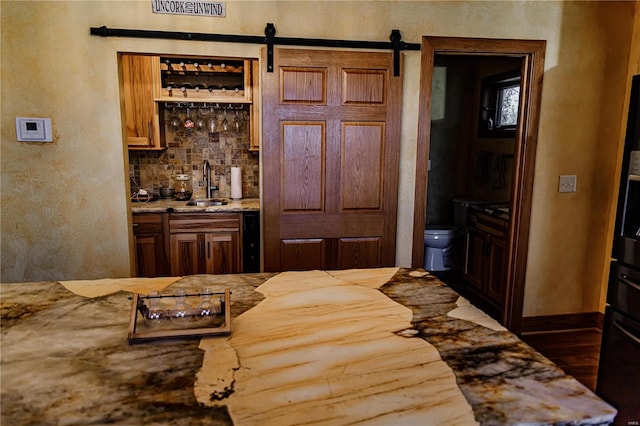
<box><xmin>412</xmin><ymin>37</ymin><xmax>546</xmax><ymax>334</ymax></box>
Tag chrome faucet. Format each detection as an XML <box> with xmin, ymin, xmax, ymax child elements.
<box><xmin>203</xmin><ymin>160</ymin><xmax>213</xmax><ymax>198</ymax></box>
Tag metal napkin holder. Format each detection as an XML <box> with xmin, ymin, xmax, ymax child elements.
<box><xmin>128</xmin><ymin>288</ymin><xmax>231</xmax><ymax>343</ymax></box>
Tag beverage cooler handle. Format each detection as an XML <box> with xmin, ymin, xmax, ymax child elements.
<box><xmin>620</xmin><ymin>274</ymin><xmax>640</xmax><ymax>291</ymax></box>
<box><xmin>613</xmin><ymin>319</ymin><xmax>640</xmax><ymax>345</ymax></box>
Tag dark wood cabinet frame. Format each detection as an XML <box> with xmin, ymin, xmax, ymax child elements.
<box><xmin>411</xmin><ymin>37</ymin><xmax>546</xmax><ymax>335</ymax></box>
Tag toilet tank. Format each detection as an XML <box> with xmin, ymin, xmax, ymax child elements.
<box><xmin>453</xmin><ymin>198</ymin><xmax>474</xmax><ymax>231</ymax></box>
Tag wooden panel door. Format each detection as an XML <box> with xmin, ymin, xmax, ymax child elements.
<box><xmin>263</xmin><ymin>48</ymin><xmax>402</xmax><ymax>271</ymax></box>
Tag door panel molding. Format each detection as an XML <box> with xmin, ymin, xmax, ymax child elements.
<box><xmin>281</xmin><ymin>122</ymin><xmax>326</xmax><ymax>212</ymax></box>
<box><xmin>337</xmin><ymin>237</ymin><xmax>382</xmax><ymax>269</ymax></box>
<box><xmin>412</xmin><ymin>36</ymin><xmax>546</xmax><ymax>334</ymax></box>
<box><xmin>342</xmin><ymin>69</ymin><xmax>387</xmax><ymax>105</ymax></box>
<box><xmin>341</xmin><ymin>122</ymin><xmax>384</xmax><ymax>210</ymax></box>
<box><xmin>280</xmin><ymin>238</ymin><xmax>326</xmax><ymax>271</ymax></box>
<box><xmin>280</xmin><ymin>67</ymin><xmax>327</xmax><ymax>104</ymax></box>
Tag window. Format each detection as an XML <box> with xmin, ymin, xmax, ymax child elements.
<box><xmin>478</xmin><ymin>70</ymin><xmax>521</xmax><ymax>138</ymax></box>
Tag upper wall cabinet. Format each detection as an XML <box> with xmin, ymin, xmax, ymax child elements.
<box><xmin>157</xmin><ymin>56</ymin><xmax>253</xmax><ymax>103</ymax></box>
<box><xmin>119</xmin><ymin>53</ymin><xmax>258</xmax><ymax>151</ymax></box>
<box><xmin>120</xmin><ymin>54</ymin><xmax>164</xmax><ymax>150</ymax></box>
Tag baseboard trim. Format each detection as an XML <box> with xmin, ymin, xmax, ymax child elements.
<box><xmin>521</xmin><ymin>312</ymin><xmax>604</xmax><ymax>333</ymax></box>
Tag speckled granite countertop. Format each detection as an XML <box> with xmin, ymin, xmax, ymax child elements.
<box><xmin>0</xmin><ymin>269</ymin><xmax>616</xmax><ymax>425</ymax></box>
<box><xmin>131</xmin><ymin>197</ymin><xmax>260</xmax><ymax>213</ymax></box>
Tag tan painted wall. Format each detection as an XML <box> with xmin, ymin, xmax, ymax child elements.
<box><xmin>1</xmin><ymin>1</ymin><xmax>636</xmax><ymax>318</ymax></box>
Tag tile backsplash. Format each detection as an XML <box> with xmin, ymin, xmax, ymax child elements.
<box><xmin>129</xmin><ymin>105</ymin><xmax>259</xmax><ymax>199</ymax></box>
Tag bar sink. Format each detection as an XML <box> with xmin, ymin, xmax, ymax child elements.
<box><xmin>186</xmin><ymin>198</ymin><xmax>229</xmax><ymax>206</ymax></box>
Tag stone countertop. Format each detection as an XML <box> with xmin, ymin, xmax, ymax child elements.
<box><xmin>468</xmin><ymin>202</ymin><xmax>510</xmax><ymax>222</ymax></box>
<box><xmin>131</xmin><ymin>197</ymin><xmax>260</xmax><ymax>213</ymax></box>
<box><xmin>0</xmin><ymin>269</ymin><xmax>616</xmax><ymax>425</ymax></box>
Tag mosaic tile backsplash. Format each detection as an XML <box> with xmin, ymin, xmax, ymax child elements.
<box><xmin>129</xmin><ymin>105</ymin><xmax>259</xmax><ymax>199</ymax></box>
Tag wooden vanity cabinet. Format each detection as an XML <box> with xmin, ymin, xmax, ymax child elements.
<box><xmin>132</xmin><ymin>213</ymin><xmax>170</xmax><ymax>277</ymax></box>
<box><xmin>463</xmin><ymin>211</ymin><xmax>508</xmax><ymax>309</ymax></box>
<box><xmin>120</xmin><ymin>54</ymin><xmax>164</xmax><ymax>150</ymax></box>
<box><xmin>169</xmin><ymin>213</ymin><xmax>241</xmax><ymax>276</ymax></box>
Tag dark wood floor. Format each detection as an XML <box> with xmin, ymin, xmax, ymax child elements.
<box><xmin>521</xmin><ymin>328</ymin><xmax>602</xmax><ymax>391</ymax></box>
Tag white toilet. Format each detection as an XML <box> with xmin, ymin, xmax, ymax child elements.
<box><xmin>423</xmin><ymin>225</ymin><xmax>459</xmax><ymax>271</ymax></box>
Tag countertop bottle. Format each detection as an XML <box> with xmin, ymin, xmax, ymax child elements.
<box><xmin>174</xmin><ymin>174</ymin><xmax>193</xmax><ymax>201</ymax></box>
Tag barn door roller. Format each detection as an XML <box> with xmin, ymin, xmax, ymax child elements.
<box><xmin>90</xmin><ymin>23</ymin><xmax>420</xmax><ymax>76</ymax></box>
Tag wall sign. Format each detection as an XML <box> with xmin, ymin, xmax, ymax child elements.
<box><xmin>152</xmin><ymin>0</ymin><xmax>226</xmax><ymax>17</ymax></box>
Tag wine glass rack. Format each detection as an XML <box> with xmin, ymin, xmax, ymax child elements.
<box><xmin>157</xmin><ymin>56</ymin><xmax>252</xmax><ymax>103</ymax></box>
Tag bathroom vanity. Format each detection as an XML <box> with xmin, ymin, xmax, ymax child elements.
<box><xmin>463</xmin><ymin>208</ymin><xmax>509</xmax><ymax>315</ymax></box>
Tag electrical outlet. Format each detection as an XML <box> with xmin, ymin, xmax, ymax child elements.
<box><xmin>559</xmin><ymin>175</ymin><xmax>577</xmax><ymax>193</ymax></box>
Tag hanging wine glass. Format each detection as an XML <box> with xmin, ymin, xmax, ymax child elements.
<box><xmin>208</xmin><ymin>105</ymin><xmax>217</xmax><ymax>134</ymax></box>
<box><xmin>221</xmin><ymin>109</ymin><xmax>229</xmax><ymax>132</ymax></box>
<box><xmin>195</xmin><ymin>105</ymin><xmax>206</xmax><ymax>132</ymax></box>
<box><xmin>169</xmin><ymin>105</ymin><xmax>182</xmax><ymax>132</ymax></box>
<box><xmin>234</xmin><ymin>109</ymin><xmax>242</xmax><ymax>132</ymax></box>
<box><xmin>184</xmin><ymin>106</ymin><xmax>195</xmax><ymax>132</ymax></box>
<box><xmin>169</xmin><ymin>289</ymin><xmax>192</xmax><ymax>324</ymax></box>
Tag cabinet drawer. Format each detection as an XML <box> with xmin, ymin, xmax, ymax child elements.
<box><xmin>169</xmin><ymin>213</ymin><xmax>240</xmax><ymax>233</ymax></box>
<box><xmin>132</xmin><ymin>214</ymin><xmax>164</xmax><ymax>235</ymax></box>
<box><xmin>468</xmin><ymin>212</ymin><xmax>508</xmax><ymax>238</ymax></box>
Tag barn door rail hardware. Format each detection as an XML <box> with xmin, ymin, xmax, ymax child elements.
<box><xmin>90</xmin><ymin>23</ymin><xmax>420</xmax><ymax>76</ymax></box>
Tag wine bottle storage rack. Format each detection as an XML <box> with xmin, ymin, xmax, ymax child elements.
<box><xmin>160</xmin><ymin>59</ymin><xmax>244</xmax><ymax>74</ymax></box>
<box><xmin>156</xmin><ymin>57</ymin><xmax>252</xmax><ymax>103</ymax></box>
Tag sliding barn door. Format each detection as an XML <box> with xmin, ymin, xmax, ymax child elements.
<box><xmin>262</xmin><ymin>48</ymin><xmax>402</xmax><ymax>271</ymax></box>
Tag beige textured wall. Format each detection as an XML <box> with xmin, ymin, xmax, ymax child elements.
<box><xmin>0</xmin><ymin>1</ymin><xmax>636</xmax><ymax>319</ymax></box>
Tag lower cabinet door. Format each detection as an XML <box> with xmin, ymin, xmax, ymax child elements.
<box><xmin>171</xmin><ymin>232</ymin><xmax>240</xmax><ymax>276</ymax></box>
<box><xmin>487</xmin><ymin>237</ymin><xmax>507</xmax><ymax>306</ymax></box>
<box><xmin>134</xmin><ymin>234</ymin><xmax>167</xmax><ymax>277</ymax></box>
<box><xmin>170</xmin><ymin>233</ymin><xmax>202</xmax><ymax>276</ymax></box>
<box><xmin>205</xmin><ymin>232</ymin><xmax>240</xmax><ymax>274</ymax></box>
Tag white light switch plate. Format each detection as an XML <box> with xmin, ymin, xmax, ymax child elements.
<box><xmin>16</xmin><ymin>117</ymin><xmax>52</xmax><ymax>142</ymax></box>
<box><xmin>559</xmin><ymin>175</ymin><xmax>577</xmax><ymax>193</ymax></box>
